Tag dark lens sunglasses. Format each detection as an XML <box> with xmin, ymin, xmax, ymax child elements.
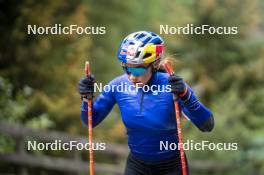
<box><xmin>122</xmin><ymin>64</ymin><xmax>151</xmax><ymax>77</ymax></box>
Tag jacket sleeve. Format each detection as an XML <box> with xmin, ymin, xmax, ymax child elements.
<box><xmin>179</xmin><ymin>84</ymin><xmax>214</xmax><ymax>132</ymax></box>
<box><xmin>80</xmin><ymin>82</ymin><xmax>116</xmax><ymax>128</ymax></box>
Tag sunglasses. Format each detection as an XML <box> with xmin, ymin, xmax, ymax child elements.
<box><xmin>122</xmin><ymin>64</ymin><xmax>151</xmax><ymax>77</ymax></box>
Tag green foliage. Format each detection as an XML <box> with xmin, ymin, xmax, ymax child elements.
<box><xmin>0</xmin><ymin>77</ymin><xmax>54</xmax><ymax>153</ymax></box>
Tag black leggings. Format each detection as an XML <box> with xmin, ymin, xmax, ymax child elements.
<box><xmin>124</xmin><ymin>153</ymin><xmax>190</xmax><ymax>175</ymax></box>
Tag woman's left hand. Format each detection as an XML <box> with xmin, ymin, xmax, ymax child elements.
<box><xmin>168</xmin><ymin>75</ymin><xmax>187</xmax><ymax>96</ymax></box>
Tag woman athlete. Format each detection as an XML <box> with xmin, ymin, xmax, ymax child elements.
<box><xmin>78</xmin><ymin>31</ymin><xmax>214</xmax><ymax>175</ymax></box>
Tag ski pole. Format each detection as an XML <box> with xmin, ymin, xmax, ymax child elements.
<box><xmin>85</xmin><ymin>61</ymin><xmax>94</xmax><ymax>175</ymax></box>
<box><xmin>163</xmin><ymin>60</ymin><xmax>187</xmax><ymax>175</ymax></box>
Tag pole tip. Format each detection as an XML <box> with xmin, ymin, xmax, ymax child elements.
<box><xmin>85</xmin><ymin>61</ymin><xmax>90</xmax><ymax>77</ymax></box>
<box><xmin>162</xmin><ymin>59</ymin><xmax>174</xmax><ymax>75</ymax></box>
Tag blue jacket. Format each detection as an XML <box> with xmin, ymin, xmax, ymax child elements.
<box><xmin>81</xmin><ymin>72</ymin><xmax>213</xmax><ymax>163</ymax></box>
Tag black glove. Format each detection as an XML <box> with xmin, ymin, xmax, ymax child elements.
<box><xmin>168</xmin><ymin>75</ymin><xmax>187</xmax><ymax>96</ymax></box>
<box><xmin>78</xmin><ymin>74</ymin><xmax>95</xmax><ymax>95</ymax></box>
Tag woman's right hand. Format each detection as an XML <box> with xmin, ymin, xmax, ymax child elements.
<box><xmin>78</xmin><ymin>74</ymin><xmax>95</xmax><ymax>95</ymax></box>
